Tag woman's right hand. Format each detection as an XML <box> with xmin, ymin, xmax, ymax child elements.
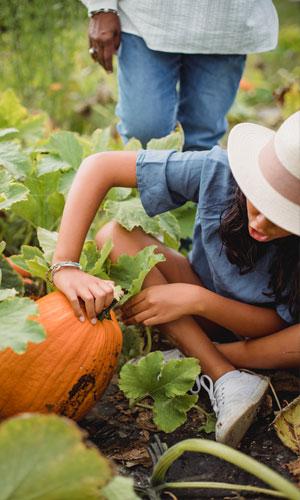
<box><xmin>52</xmin><ymin>267</ymin><xmax>115</xmax><ymax>324</ymax></box>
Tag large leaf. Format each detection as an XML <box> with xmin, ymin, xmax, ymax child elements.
<box><xmin>0</xmin><ymin>169</ymin><xmax>28</xmax><ymax>210</ymax></box>
<box><xmin>12</xmin><ymin>171</ymin><xmax>65</xmax><ymax>230</ymax></box>
<box><xmin>273</xmin><ymin>396</ymin><xmax>300</xmax><ymax>454</ymax></box>
<box><xmin>110</xmin><ymin>246</ymin><xmax>165</xmax><ymax>304</ymax></box>
<box><xmin>79</xmin><ymin>240</ymin><xmax>111</xmax><ymax>280</ymax></box>
<box><xmin>47</xmin><ymin>131</ymin><xmax>83</xmax><ymax>170</ymax></box>
<box><xmin>0</xmin><ymin>414</ymin><xmax>113</xmax><ymax>500</ymax></box>
<box><xmin>13</xmin><ymin>245</ymin><xmax>49</xmax><ymax>281</ymax></box>
<box><xmin>37</xmin><ymin>227</ymin><xmax>58</xmax><ymax>264</ymax></box>
<box><xmin>104</xmin><ymin>198</ymin><xmax>180</xmax><ymax>247</ymax></box>
<box><xmin>154</xmin><ymin>394</ymin><xmax>198</xmax><ymax>433</ymax></box>
<box><xmin>0</xmin><ymin>141</ymin><xmax>32</xmax><ymax>179</ymax></box>
<box><xmin>37</xmin><ymin>155</ymin><xmax>71</xmax><ymax>176</ymax></box>
<box><xmin>0</xmin><ymin>297</ymin><xmax>45</xmax><ymax>353</ymax></box>
<box><xmin>172</xmin><ymin>202</ymin><xmax>197</xmax><ymax>240</ymax></box>
<box><xmin>119</xmin><ymin>351</ymin><xmax>200</xmax><ymax>432</ymax></box>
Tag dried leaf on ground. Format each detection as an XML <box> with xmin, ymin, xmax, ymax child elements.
<box><xmin>109</xmin><ymin>446</ymin><xmax>152</xmax><ymax>467</ymax></box>
<box><xmin>286</xmin><ymin>457</ymin><xmax>300</xmax><ymax>487</ymax></box>
<box><xmin>273</xmin><ymin>396</ymin><xmax>300</xmax><ymax>454</ymax></box>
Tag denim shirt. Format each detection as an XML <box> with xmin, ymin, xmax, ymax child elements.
<box><xmin>136</xmin><ymin>146</ymin><xmax>293</xmax><ymax>324</ymax></box>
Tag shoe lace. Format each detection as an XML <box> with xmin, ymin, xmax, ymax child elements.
<box><xmin>199</xmin><ymin>374</ymin><xmax>225</xmax><ymax>418</ymax></box>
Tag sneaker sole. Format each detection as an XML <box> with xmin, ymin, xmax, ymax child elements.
<box><xmin>217</xmin><ymin>379</ymin><xmax>269</xmax><ymax>448</ymax></box>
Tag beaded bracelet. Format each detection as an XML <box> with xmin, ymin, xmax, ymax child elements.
<box><xmin>47</xmin><ymin>261</ymin><xmax>81</xmax><ymax>284</ymax></box>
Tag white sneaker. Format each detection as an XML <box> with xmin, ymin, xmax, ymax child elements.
<box><xmin>200</xmin><ymin>370</ymin><xmax>269</xmax><ymax>448</ymax></box>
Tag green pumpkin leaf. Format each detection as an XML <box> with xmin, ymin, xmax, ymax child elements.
<box><xmin>102</xmin><ymin>476</ymin><xmax>140</xmax><ymax>500</ymax></box>
<box><xmin>119</xmin><ymin>351</ymin><xmax>165</xmax><ymax>400</ymax></box>
<box><xmin>104</xmin><ymin>197</ymin><xmax>160</xmax><ymax>234</ymax></box>
<box><xmin>0</xmin><ymin>289</ymin><xmax>17</xmax><ymax>301</ymax></box>
<box><xmin>0</xmin><ymin>128</ymin><xmax>19</xmax><ymax>140</ymax></box>
<box><xmin>0</xmin><ymin>414</ymin><xmax>114</xmax><ymax>500</ymax></box>
<box><xmin>12</xmin><ymin>172</ymin><xmax>65</xmax><ymax>230</ymax></box>
<box><xmin>0</xmin><ymin>169</ymin><xmax>29</xmax><ymax>210</ymax></box>
<box><xmin>47</xmin><ymin>131</ymin><xmax>83</xmax><ymax>170</ymax></box>
<box><xmin>154</xmin><ymin>394</ymin><xmax>198</xmax><ymax>433</ymax></box>
<box><xmin>0</xmin><ymin>142</ymin><xmax>32</xmax><ymax>179</ymax></box>
<box><xmin>172</xmin><ymin>201</ymin><xmax>197</xmax><ymax>239</ymax></box>
<box><xmin>37</xmin><ymin>227</ymin><xmax>58</xmax><ymax>264</ymax></box>
<box><xmin>37</xmin><ymin>155</ymin><xmax>71</xmax><ymax>176</ymax></box>
<box><xmin>13</xmin><ymin>245</ymin><xmax>49</xmax><ymax>281</ymax></box>
<box><xmin>110</xmin><ymin>246</ymin><xmax>165</xmax><ymax>304</ymax></box>
<box><xmin>273</xmin><ymin>396</ymin><xmax>300</xmax><ymax>454</ymax></box>
<box><xmin>0</xmin><ymin>297</ymin><xmax>45</xmax><ymax>353</ymax></box>
<box><xmin>104</xmin><ymin>198</ymin><xmax>180</xmax><ymax>247</ymax></box>
<box><xmin>199</xmin><ymin>412</ymin><xmax>217</xmax><ymax>434</ymax></box>
<box><xmin>119</xmin><ymin>351</ymin><xmax>200</xmax><ymax>433</ymax></box>
<box><xmin>146</xmin><ymin>124</ymin><xmax>184</xmax><ymax>151</ymax></box>
<box><xmin>124</xmin><ymin>137</ymin><xmax>143</xmax><ymax>151</ymax></box>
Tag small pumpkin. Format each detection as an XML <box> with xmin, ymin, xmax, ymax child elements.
<box><xmin>0</xmin><ymin>291</ymin><xmax>122</xmax><ymax>421</ymax></box>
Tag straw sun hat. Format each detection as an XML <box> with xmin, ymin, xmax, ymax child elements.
<box><xmin>227</xmin><ymin>110</ymin><xmax>300</xmax><ymax>236</ymax></box>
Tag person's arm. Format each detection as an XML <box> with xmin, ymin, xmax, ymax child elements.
<box><xmin>193</xmin><ymin>286</ymin><xmax>287</xmax><ymax>337</ymax></box>
<box><xmin>122</xmin><ymin>283</ymin><xmax>287</xmax><ymax>337</ymax></box>
<box><xmin>52</xmin><ymin>151</ymin><xmax>137</xmax><ymax>320</ymax></box>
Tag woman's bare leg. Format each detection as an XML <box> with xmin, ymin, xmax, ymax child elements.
<box><xmin>96</xmin><ymin>221</ymin><xmax>235</xmax><ymax>380</ymax></box>
<box><xmin>216</xmin><ymin>325</ymin><xmax>300</xmax><ymax>369</ymax></box>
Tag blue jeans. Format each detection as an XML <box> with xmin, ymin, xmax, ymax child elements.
<box><xmin>116</xmin><ymin>33</ymin><xmax>246</xmax><ymax>151</ymax></box>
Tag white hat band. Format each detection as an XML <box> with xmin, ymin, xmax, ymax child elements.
<box><xmin>258</xmin><ymin>138</ymin><xmax>300</xmax><ymax>206</ymax></box>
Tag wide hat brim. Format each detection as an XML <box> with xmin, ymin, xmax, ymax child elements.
<box><xmin>227</xmin><ymin>122</ymin><xmax>300</xmax><ymax>236</ymax></box>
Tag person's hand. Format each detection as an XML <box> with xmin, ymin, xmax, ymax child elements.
<box><xmin>88</xmin><ymin>12</ymin><xmax>121</xmax><ymax>72</ymax></box>
<box><xmin>121</xmin><ymin>283</ymin><xmax>200</xmax><ymax>326</ymax></box>
<box><xmin>53</xmin><ymin>267</ymin><xmax>115</xmax><ymax>324</ymax></box>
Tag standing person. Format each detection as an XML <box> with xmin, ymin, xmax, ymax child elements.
<box><xmin>50</xmin><ymin>111</ymin><xmax>300</xmax><ymax>447</ymax></box>
<box><xmin>80</xmin><ymin>0</ymin><xmax>278</xmax><ymax>151</ymax></box>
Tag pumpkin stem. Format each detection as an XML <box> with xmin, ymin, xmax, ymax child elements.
<box><xmin>97</xmin><ymin>298</ymin><xmax>118</xmax><ymax>321</ymax></box>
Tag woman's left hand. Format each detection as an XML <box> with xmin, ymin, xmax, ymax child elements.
<box><xmin>121</xmin><ymin>283</ymin><xmax>200</xmax><ymax>326</ymax></box>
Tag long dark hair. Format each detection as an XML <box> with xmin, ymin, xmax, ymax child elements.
<box><xmin>219</xmin><ymin>187</ymin><xmax>300</xmax><ymax>322</ymax></box>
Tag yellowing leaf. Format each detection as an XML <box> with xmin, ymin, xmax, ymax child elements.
<box><xmin>0</xmin><ymin>414</ymin><xmax>113</xmax><ymax>500</ymax></box>
<box><xmin>273</xmin><ymin>396</ymin><xmax>300</xmax><ymax>454</ymax></box>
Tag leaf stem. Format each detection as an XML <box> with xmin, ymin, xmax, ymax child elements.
<box><xmin>151</xmin><ymin>438</ymin><xmax>300</xmax><ymax>499</ymax></box>
<box><xmin>155</xmin><ymin>481</ymin><xmax>286</xmax><ymax>498</ymax></box>
<box><xmin>143</xmin><ymin>326</ymin><xmax>152</xmax><ymax>355</ymax></box>
<box><xmin>136</xmin><ymin>402</ymin><xmax>154</xmax><ymax>411</ymax></box>
<box><xmin>193</xmin><ymin>404</ymin><xmax>210</xmax><ymax>418</ymax></box>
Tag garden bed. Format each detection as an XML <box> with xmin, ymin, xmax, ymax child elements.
<box><xmin>80</xmin><ymin>368</ymin><xmax>300</xmax><ymax>499</ymax></box>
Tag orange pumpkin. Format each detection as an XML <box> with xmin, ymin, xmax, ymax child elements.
<box><xmin>0</xmin><ymin>291</ymin><xmax>122</xmax><ymax>421</ymax></box>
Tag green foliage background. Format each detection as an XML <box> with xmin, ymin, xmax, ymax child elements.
<box><xmin>0</xmin><ymin>0</ymin><xmax>299</xmax><ymax>133</ymax></box>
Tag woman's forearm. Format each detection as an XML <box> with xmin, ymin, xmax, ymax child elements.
<box><xmin>192</xmin><ymin>286</ymin><xmax>287</xmax><ymax>338</ymax></box>
<box><xmin>53</xmin><ymin>151</ymin><xmax>137</xmax><ymax>263</ymax></box>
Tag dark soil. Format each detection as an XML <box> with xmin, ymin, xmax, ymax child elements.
<box><xmin>80</xmin><ymin>368</ymin><xmax>300</xmax><ymax>499</ymax></box>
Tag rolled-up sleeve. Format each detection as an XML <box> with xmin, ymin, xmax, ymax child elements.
<box><xmin>136</xmin><ymin>149</ymin><xmax>207</xmax><ymax>217</ymax></box>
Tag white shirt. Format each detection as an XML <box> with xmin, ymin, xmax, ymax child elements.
<box><xmin>81</xmin><ymin>0</ymin><xmax>278</xmax><ymax>54</ymax></box>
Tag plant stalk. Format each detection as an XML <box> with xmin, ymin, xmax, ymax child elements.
<box><xmin>151</xmin><ymin>438</ymin><xmax>300</xmax><ymax>500</ymax></box>
<box><xmin>155</xmin><ymin>481</ymin><xmax>286</xmax><ymax>498</ymax></box>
